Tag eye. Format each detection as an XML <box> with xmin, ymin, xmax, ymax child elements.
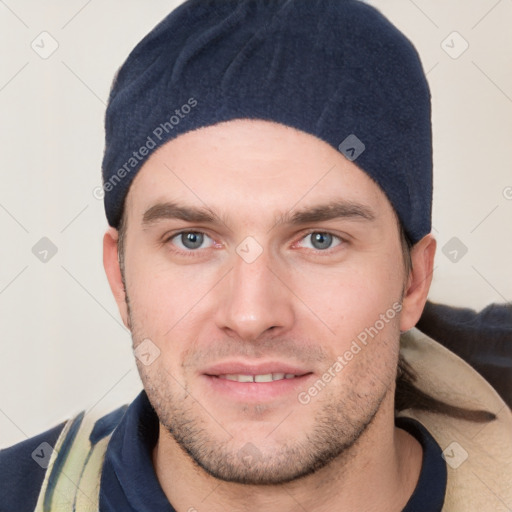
<box><xmin>169</xmin><ymin>231</ymin><xmax>214</xmax><ymax>251</ymax></box>
<box><xmin>298</xmin><ymin>232</ymin><xmax>343</xmax><ymax>251</ymax></box>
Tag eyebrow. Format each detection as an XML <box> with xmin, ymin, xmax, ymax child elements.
<box><xmin>142</xmin><ymin>201</ymin><xmax>217</xmax><ymax>225</ymax></box>
<box><xmin>141</xmin><ymin>200</ymin><xmax>376</xmax><ymax>228</ymax></box>
<box><xmin>274</xmin><ymin>200</ymin><xmax>376</xmax><ymax>227</ymax></box>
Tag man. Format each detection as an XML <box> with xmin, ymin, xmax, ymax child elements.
<box><xmin>1</xmin><ymin>1</ymin><xmax>511</xmax><ymax>511</ymax></box>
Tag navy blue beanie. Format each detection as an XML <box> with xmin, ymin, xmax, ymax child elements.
<box><xmin>101</xmin><ymin>0</ymin><xmax>432</xmax><ymax>244</ymax></box>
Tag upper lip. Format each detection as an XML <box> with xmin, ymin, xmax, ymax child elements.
<box><xmin>203</xmin><ymin>361</ymin><xmax>311</xmax><ymax>377</ymax></box>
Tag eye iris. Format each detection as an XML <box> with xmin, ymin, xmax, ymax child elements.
<box><xmin>311</xmin><ymin>232</ymin><xmax>332</xmax><ymax>250</ymax></box>
<box><xmin>182</xmin><ymin>232</ymin><xmax>203</xmax><ymax>249</ymax></box>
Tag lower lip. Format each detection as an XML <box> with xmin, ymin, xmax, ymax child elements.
<box><xmin>202</xmin><ymin>374</ymin><xmax>313</xmax><ymax>402</ymax></box>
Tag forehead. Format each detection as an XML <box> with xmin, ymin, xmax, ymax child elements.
<box><xmin>124</xmin><ymin>119</ymin><xmax>395</xmax><ymax>228</ymax></box>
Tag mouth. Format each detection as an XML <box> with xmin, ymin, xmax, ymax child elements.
<box><xmin>216</xmin><ymin>372</ymin><xmax>303</xmax><ymax>383</ymax></box>
<box><xmin>202</xmin><ymin>362</ymin><xmax>313</xmax><ymax>402</ymax></box>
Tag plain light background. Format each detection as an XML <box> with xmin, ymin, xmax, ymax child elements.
<box><xmin>1</xmin><ymin>0</ymin><xmax>511</xmax><ymax>448</ymax></box>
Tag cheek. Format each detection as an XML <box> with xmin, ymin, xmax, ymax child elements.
<box><xmin>126</xmin><ymin>254</ymin><xmax>200</xmax><ymax>324</ymax></box>
<box><xmin>291</xmin><ymin>258</ymin><xmax>404</xmax><ymax>350</ymax></box>
<box><xmin>125</xmin><ymin>258</ymin><xmax>219</xmax><ymax>371</ymax></box>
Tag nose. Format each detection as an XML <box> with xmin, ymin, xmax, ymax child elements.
<box><xmin>214</xmin><ymin>245</ymin><xmax>295</xmax><ymax>342</ymax></box>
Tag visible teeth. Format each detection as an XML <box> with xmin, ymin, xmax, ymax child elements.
<box><xmin>234</xmin><ymin>374</ymin><xmax>254</xmax><ymax>383</ymax></box>
<box><xmin>255</xmin><ymin>373</ymin><xmax>273</xmax><ymax>383</ymax></box>
<box><xmin>219</xmin><ymin>373</ymin><xmax>297</xmax><ymax>382</ymax></box>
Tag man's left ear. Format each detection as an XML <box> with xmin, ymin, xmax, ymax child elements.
<box><xmin>400</xmin><ymin>233</ymin><xmax>436</xmax><ymax>332</ymax></box>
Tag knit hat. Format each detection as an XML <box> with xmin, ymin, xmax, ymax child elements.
<box><xmin>101</xmin><ymin>0</ymin><xmax>432</xmax><ymax>243</ymax></box>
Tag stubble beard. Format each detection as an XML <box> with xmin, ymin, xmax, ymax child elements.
<box><xmin>129</xmin><ymin>310</ymin><xmax>393</xmax><ymax>485</ymax></box>
<box><xmin>140</xmin><ymin>365</ymin><xmax>388</xmax><ymax>486</ymax></box>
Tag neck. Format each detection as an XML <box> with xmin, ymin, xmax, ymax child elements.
<box><xmin>152</xmin><ymin>394</ymin><xmax>423</xmax><ymax>512</ymax></box>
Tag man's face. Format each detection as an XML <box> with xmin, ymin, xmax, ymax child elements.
<box><xmin>116</xmin><ymin>119</ymin><xmax>410</xmax><ymax>484</ymax></box>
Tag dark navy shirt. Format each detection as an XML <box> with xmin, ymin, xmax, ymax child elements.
<box><xmin>0</xmin><ymin>389</ymin><xmax>446</xmax><ymax>512</ymax></box>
